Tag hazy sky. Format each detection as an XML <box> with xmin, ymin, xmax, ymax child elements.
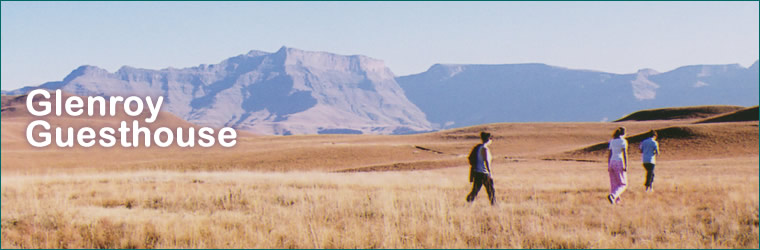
<box><xmin>2</xmin><ymin>1</ymin><xmax>758</xmax><ymax>90</ymax></box>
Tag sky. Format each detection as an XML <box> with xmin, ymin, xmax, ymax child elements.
<box><xmin>2</xmin><ymin>1</ymin><xmax>758</xmax><ymax>91</ymax></box>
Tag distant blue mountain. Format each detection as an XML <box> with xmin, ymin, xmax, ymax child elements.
<box><xmin>396</xmin><ymin>61</ymin><xmax>758</xmax><ymax>129</ymax></box>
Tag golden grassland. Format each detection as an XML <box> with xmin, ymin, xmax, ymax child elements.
<box><xmin>2</xmin><ymin>100</ymin><xmax>758</xmax><ymax>249</ymax></box>
<box><xmin>2</xmin><ymin>157</ymin><xmax>757</xmax><ymax>248</ymax></box>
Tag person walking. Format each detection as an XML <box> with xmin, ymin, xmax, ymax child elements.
<box><xmin>466</xmin><ymin>132</ymin><xmax>495</xmax><ymax>205</ymax></box>
<box><xmin>639</xmin><ymin>130</ymin><xmax>660</xmax><ymax>192</ymax></box>
<box><xmin>607</xmin><ymin>127</ymin><xmax>628</xmax><ymax>205</ymax></box>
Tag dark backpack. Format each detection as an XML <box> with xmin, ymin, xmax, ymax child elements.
<box><xmin>468</xmin><ymin>144</ymin><xmax>482</xmax><ymax>182</ymax></box>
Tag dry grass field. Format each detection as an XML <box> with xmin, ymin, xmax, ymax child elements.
<box><xmin>2</xmin><ymin>158</ymin><xmax>757</xmax><ymax>248</ymax></box>
<box><xmin>1</xmin><ymin>97</ymin><xmax>758</xmax><ymax>248</ymax></box>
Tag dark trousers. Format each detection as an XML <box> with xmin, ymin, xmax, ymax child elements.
<box><xmin>643</xmin><ymin>163</ymin><xmax>655</xmax><ymax>187</ymax></box>
<box><xmin>466</xmin><ymin>172</ymin><xmax>495</xmax><ymax>205</ymax></box>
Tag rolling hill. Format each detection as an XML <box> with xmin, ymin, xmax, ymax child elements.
<box><xmin>3</xmin><ymin>94</ymin><xmax>756</xmax><ymax>173</ymax></box>
<box><xmin>614</xmin><ymin>105</ymin><xmax>746</xmax><ymax>122</ymax></box>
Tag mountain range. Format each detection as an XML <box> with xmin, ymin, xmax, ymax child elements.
<box><xmin>398</xmin><ymin>61</ymin><xmax>758</xmax><ymax>128</ymax></box>
<box><xmin>3</xmin><ymin>47</ymin><xmax>758</xmax><ymax>134</ymax></box>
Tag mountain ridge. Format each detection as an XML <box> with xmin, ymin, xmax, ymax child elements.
<box><xmin>3</xmin><ymin>47</ymin><xmax>757</xmax><ymax>134</ymax></box>
<box><xmin>397</xmin><ymin>61</ymin><xmax>758</xmax><ymax>128</ymax></box>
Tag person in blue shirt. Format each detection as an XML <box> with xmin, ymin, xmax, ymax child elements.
<box><xmin>639</xmin><ymin>130</ymin><xmax>660</xmax><ymax>192</ymax></box>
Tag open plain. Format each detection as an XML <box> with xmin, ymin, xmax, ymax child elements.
<box><xmin>1</xmin><ymin>101</ymin><xmax>758</xmax><ymax>248</ymax></box>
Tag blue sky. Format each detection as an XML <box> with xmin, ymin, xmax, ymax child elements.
<box><xmin>2</xmin><ymin>1</ymin><xmax>758</xmax><ymax>90</ymax></box>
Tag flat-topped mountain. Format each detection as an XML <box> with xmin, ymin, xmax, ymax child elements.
<box><xmin>3</xmin><ymin>47</ymin><xmax>432</xmax><ymax>135</ymax></box>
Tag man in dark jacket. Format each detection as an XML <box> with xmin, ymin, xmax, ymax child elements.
<box><xmin>466</xmin><ymin>132</ymin><xmax>495</xmax><ymax>205</ymax></box>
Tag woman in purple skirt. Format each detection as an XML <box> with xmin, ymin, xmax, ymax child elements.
<box><xmin>607</xmin><ymin>127</ymin><xmax>628</xmax><ymax>205</ymax></box>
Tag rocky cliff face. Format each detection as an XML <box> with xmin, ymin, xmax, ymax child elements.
<box><xmin>3</xmin><ymin>47</ymin><xmax>433</xmax><ymax>135</ymax></box>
